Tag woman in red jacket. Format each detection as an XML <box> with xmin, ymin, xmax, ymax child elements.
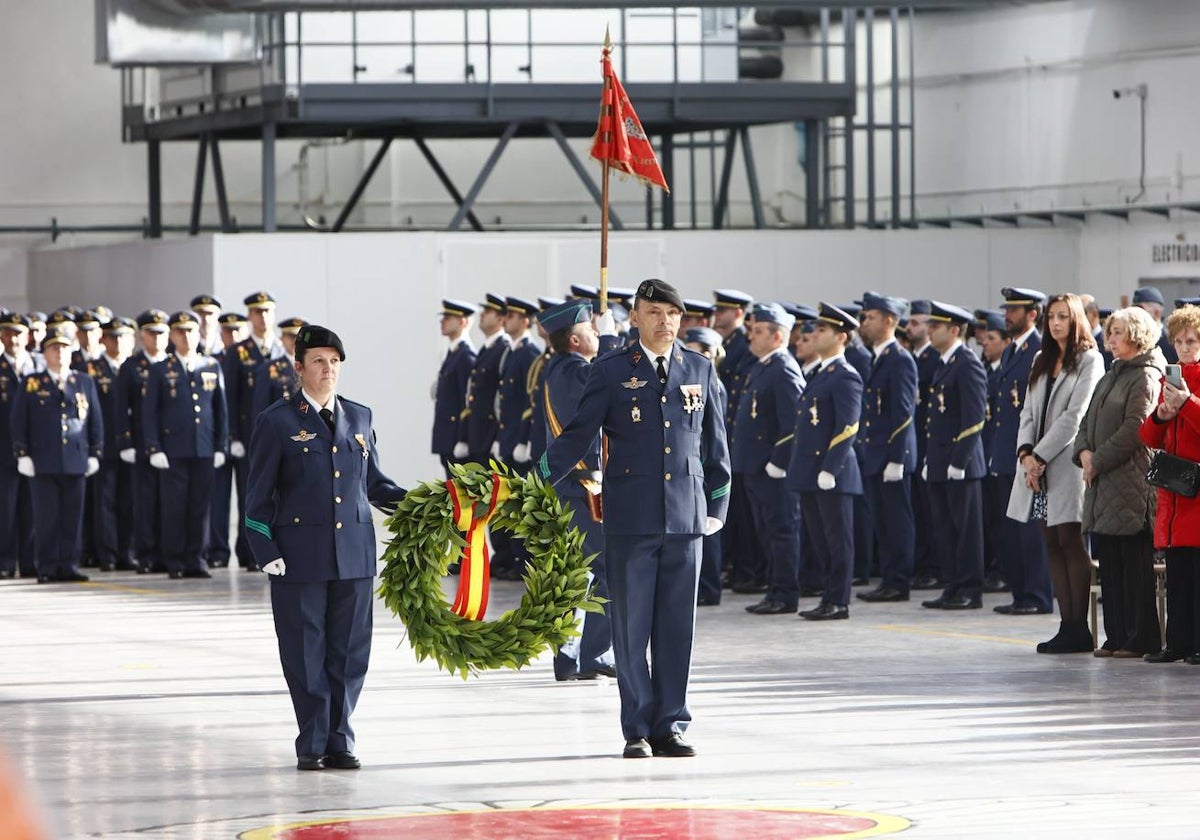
<box><xmin>1140</xmin><ymin>304</ymin><xmax>1200</xmax><ymax>663</ymax></box>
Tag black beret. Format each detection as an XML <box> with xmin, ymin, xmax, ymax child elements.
<box><xmin>635</xmin><ymin>278</ymin><xmax>685</xmax><ymax>312</ymax></box>
<box><xmin>296</xmin><ymin>324</ymin><xmax>345</xmax><ymax>361</ymax></box>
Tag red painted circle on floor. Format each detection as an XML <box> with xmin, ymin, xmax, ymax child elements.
<box><xmin>273</xmin><ymin>807</ymin><xmax>888</xmax><ymax>839</ymax></box>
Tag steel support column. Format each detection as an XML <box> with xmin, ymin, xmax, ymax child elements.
<box><xmin>210</xmin><ymin>137</ymin><xmax>233</xmax><ymax>232</ymax></box>
<box><xmin>865</xmin><ymin>7</ymin><xmax>876</xmax><ymax>226</ymax></box>
<box><xmin>332</xmin><ymin>137</ymin><xmax>393</xmax><ymax>232</ymax></box>
<box><xmin>189</xmin><ymin>135</ymin><xmax>210</xmax><ymax>236</ymax></box>
<box><xmin>739</xmin><ymin>127</ymin><xmax>765</xmax><ymax>229</ymax></box>
<box><xmin>413</xmin><ymin>137</ymin><xmax>484</xmax><ymax>232</ymax></box>
<box><xmin>449</xmin><ymin>121</ymin><xmax>519</xmax><ymax>231</ymax></box>
<box><xmin>545</xmin><ymin>121</ymin><xmax>622</xmax><ymax>230</ymax></box>
<box><xmin>147</xmin><ymin>140</ymin><xmax>162</xmax><ymax>239</ymax></box>
<box><xmin>843</xmin><ymin>7</ymin><xmax>856</xmax><ymax>229</ymax></box>
<box><xmin>890</xmin><ymin>6</ymin><xmax>901</xmax><ymax>228</ymax></box>
<box><xmin>661</xmin><ymin>134</ymin><xmax>675</xmax><ymax>230</ymax></box>
<box><xmin>713</xmin><ymin>129</ymin><xmax>738</xmax><ymax>230</ymax></box>
<box><xmin>804</xmin><ymin>119</ymin><xmax>820</xmax><ymax>229</ymax></box>
<box><xmin>262</xmin><ymin>121</ymin><xmax>277</xmax><ymax>233</ymax></box>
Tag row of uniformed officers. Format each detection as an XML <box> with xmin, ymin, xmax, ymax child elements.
<box><xmin>0</xmin><ymin>292</ymin><xmax>305</xmax><ymax>582</ymax></box>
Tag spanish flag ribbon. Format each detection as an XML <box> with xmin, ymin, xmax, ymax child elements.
<box><xmin>446</xmin><ymin>474</ymin><xmax>511</xmax><ymax>621</ymax></box>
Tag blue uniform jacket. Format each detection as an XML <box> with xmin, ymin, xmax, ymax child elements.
<box><xmin>527</xmin><ymin>350</ymin><xmax>552</xmax><ymax>462</ymax></box>
<box><xmin>462</xmin><ymin>336</ymin><xmax>508</xmax><ymax>453</ymax></box>
<box><xmin>11</xmin><ymin>370</ymin><xmax>103</xmax><ymax>474</ymax></box>
<box><xmin>143</xmin><ymin>354</ymin><xmax>229</xmax><ymax>459</ymax></box>
<box><xmin>925</xmin><ymin>344</ymin><xmax>988</xmax><ymax>482</ymax></box>
<box><xmin>497</xmin><ymin>336</ymin><xmax>541</xmax><ymax>457</ymax></box>
<box><xmin>786</xmin><ymin>356</ymin><xmax>863</xmax><ymax>494</ymax></box>
<box><xmin>914</xmin><ymin>344</ymin><xmax>941</xmax><ymax>464</ymax></box>
<box><xmin>114</xmin><ymin>352</ymin><xmax>160</xmax><ymax>456</ymax></box>
<box><xmin>541</xmin><ymin>336</ymin><xmax>622</xmax><ymax>495</ymax></box>
<box><xmin>537</xmin><ymin>341</ymin><xmax>731</xmax><ymax>536</ymax></box>
<box><xmin>0</xmin><ymin>354</ymin><xmax>44</xmax><ymax>467</ymax></box>
<box><xmin>719</xmin><ymin>328</ymin><xmax>751</xmax><ymax>427</ymax></box>
<box><xmin>844</xmin><ymin>341</ymin><xmax>873</xmax><ymax>382</ymax></box>
<box><xmin>988</xmin><ymin>331</ymin><xmax>1040</xmax><ymax>475</ymax></box>
<box><xmin>859</xmin><ymin>341</ymin><xmax>918</xmax><ymax>476</ymax></box>
<box><xmin>80</xmin><ymin>356</ymin><xmax>124</xmax><ymax>463</ymax></box>
<box><xmin>431</xmin><ymin>340</ymin><xmax>476</xmax><ymax>456</ymax></box>
<box><xmin>244</xmin><ymin>393</ymin><xmax>407</xmax><ymax>582</ymax></box>
<box><xmin>731</xmin><ymin>349</ymin><xmax>805</xmax><ymax>474</ymax></box>
<box><xmin>982</xmin><ymin>359</ymin><xmax>1000</xmax><ymax>462</ymax></box>
<box><xmin>229</xmin><ymin>338</ymin><xmax>294</xmax><ymax>446</ymax></box>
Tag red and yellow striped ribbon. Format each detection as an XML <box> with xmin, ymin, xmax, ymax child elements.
<box><xmin>446</xmin><ymin>474</ymin><xmax>511</xmax><ymax>621</ymax></box>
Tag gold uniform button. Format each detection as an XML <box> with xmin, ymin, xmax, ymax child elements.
<box><xmin>665</xmin><ymin>473</ymin><xmax>672</xmax><ymax>481</ymax></box>
<box><xmin>194</xmin><ymin>406</ymin><xmax>201</xmax><ymax>413</ymax></box>
<box><xmin>332</xmin><ymin>446</ymin><xmax>338</xmax><ymax>453</ymax></box>
<box><xmin>192</xmin><ymin>394</ymin><xmax>199</xmax><ymax>401</ymax></box>
<box><xmin>661</xmin><ymin>396</ymin><xmax>667</xmax><ymax>403</ymax></box>
<box><xmin>293</xmin><ymin>517</ymin><xmax>300</xmax><ymax>524</ymax></box>
<box><xmin>334</xmin><ymin>470</ymin><xmax>341</xmax><ymax>478</ymax></box>
<box><xmin>664</xmin><ymin>421</ymin><xmax>671</xmax><ymax>428</ymax></box>
<box><xmin>303</xmin><ymin>447</ymin><xmax>309</xmax><ymax>453</ymax></box>
<box><xmin>664</xmin><ymin>447</ymin><xmax>671</xmax><ymax>454</ymax></box>
<box><xmin>336</xmin><ymin>522</ymin><xmax>343</xmax><ymax>530</ymax></box>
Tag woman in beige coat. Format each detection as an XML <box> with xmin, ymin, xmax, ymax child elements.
<box><xmin>1008</xmin><ymin>294</ymin><xmax>1104</xmax><ymax>653</ymax></box>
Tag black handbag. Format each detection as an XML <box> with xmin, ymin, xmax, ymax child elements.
<box><xmin>1146</xmin><ymin>450</ymin><xmax>1200</xmax><ymax>498</ymax></box>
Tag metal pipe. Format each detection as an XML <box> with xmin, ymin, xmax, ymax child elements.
<box><xmin>908</xmin><ymin>4</ymin><xmax>916</xmax><ymax>224</ymax></box>
<box><xmin>866</xmin><ymin>6</ymin><xmax>876</xmax><ymax>226</ymax></box>
<box><xmin>889</xmin><ymin>5</ymin><xmax>900</xmax><ymax>228</ymax></box>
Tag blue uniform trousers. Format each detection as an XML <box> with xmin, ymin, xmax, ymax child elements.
<box><xmin>232</xmin><ymin>458</ymin><xmax>254</xmax><ymax>567</ymax></box>
<box><xmin>208</xmin><ymin>460</ymin><xmax>234</xmax><ymax>565</ymax></box>
<box><xmin>852</xmin><ymin>493</ymin><xmax>877</xmax><ymax>581</ymax></box>
<box><xmin>90</xmin><ymin>459</ymin><xmax>133</xmax><ymax>569</ymax></box>
<box><xmin>30</xmin><ymin>475</ymin><xmax>85</xmax><ymax>578</ymax></box>
<box><xmin>158</xmin><ymin>457</ymin><xmax>215</xmax><ymax>575</ymax></box>
<box><xmin>864</xmin><ymin>475</ymin><xmax>915</xmax><ymax>594</ymax></box>
<box><xmin>0</xmin><ymin>471</ymin><xmax>36</xmax><ymax>576</ymax></box>
<box><xmin>697</xmin><ymin>531</ymin><xmax>722</xmax><ymax>605</ymax></box>
<box><xmin>604</xmin><ymin>533</ymin><xmax>701</xmax><ymax>741</ymax></box>
<box><xmin>982</xmin><ymin>474</ymin><xmax>1003</xmax><ymax>579</ymax></box>
<box><xmin>800</xmin><ymin>492</ymin><xmax>854</xmax><ymax>607</ymax></box>
<box><xmin>911</xmin><ymin>475</ymin><xmax>939</xmax><ymax>581</ymax></box>
<box><xmin>132</xmin><ymin>461</ymin><xmax>162</xmax><ymax>570</ymax></box>
<box><xmin>928</xmin><ymin>479</ymin><xmax>985</xmax><ymax>602</ymax></box>
<box><xmin>742</xmin><ymin>473</ymin><xmax>801</xmax><ymax>608</ymax></box>
<box><xmin>553</xmin><ymin>490</ymin><xmax>614</xmax><ymax>680</ymax></box>
<box><xmin>723</xmin><ymin>474</ymin><xmax>763</xmax><ymax>587</ymax></box>
<box><xmin>991</xmin><ymin>475</ymin><xmax>1052</xmax><ymax>610</ymax></box>
<box><xmin>270</xmin><ymin>577</ymin><xmax>374</xmax><ymax>757</ymax></box>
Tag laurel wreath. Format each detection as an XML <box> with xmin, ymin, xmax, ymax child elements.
<box><xmin>377</xmin><ymin>462</ymin><xmax>604</xmax><ymax>678</ymax></box>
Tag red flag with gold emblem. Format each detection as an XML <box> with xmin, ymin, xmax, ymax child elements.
<box><xmin>590</xmin><ymin>48</ymin><xmax>669</xmax><ymax>193</ymax></box>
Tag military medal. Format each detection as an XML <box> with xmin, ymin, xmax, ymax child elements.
<box><xmin>809</xmin><ymin>402</ymin><xmax>820</xmax><ymax>426</ymax></box>
<box><xmin>750</xmin><ymin>392</ymin><xmax>758</xmax><ymax>419</ymax></box>
<box><xmin>937</xmin><ymin>392</ymin><xmax>947</xmax><ymax>413</ymax></box>
<box><xmin>1011</xmin><ymin>384</ymin><xmax>1020</xmax><ymax>408</ymax></box>
<box><xmin>291</xmin><ymin>430</ymin><xmax>317</xmax><ymax>442</ymax></box>
<box><xmin>631</xmin><ymin>405</ymin><xmax>642</xmax><ymax>423</ymax></box>
<box><xmin>680</xmin><ymin>384</ymin><xmax>704</xmax><ymax>413</ymax></box>
<box><xmin>355</xmin><ymin>433</ymin><xmax>369</xmax><ymax>459</ymax></box>
<box><xmin>75</xmin><ymin>391</ymin><xmax>89</xmax><ymax>420</ymax></box>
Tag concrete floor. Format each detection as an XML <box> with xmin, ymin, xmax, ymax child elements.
<box><xmin>3</xmin><ymin>565</ymin><xmax>1200</xmax><ymax>839</ymax></box>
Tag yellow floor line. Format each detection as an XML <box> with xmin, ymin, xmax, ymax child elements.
<box><xmin>877</xmin><ymin>624</ymin><xmax>1034</xmax><ymax>646</ymax></box>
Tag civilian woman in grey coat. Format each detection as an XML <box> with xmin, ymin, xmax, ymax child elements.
<box><xmin>1009</xmin><ymin>294</ymin><xmax>1104</xmax><ymax>652</ymax></box>
<box><xmin>1073</xmin><ymin>306</ymin><xmax>1165</xmax><ymax>658</ymax></box>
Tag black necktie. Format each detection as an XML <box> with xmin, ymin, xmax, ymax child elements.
<box><xmin>319</xmin><ymin>407</ymin><xmax>335</xmax><ymax>435</ymax></box>
<box><xmin>656</xmin><ymin>355</ymin><xmax>667</xmax><ymax>384</ymax></box>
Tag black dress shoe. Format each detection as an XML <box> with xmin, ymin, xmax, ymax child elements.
<box><xmin>588</xmin><ymin>663</ymin><xmax>617</xmax><ymax>678</ymax></box>
<box><xmin>297</xmin><ymin>754</ymin><xmax>325</xmax><ymax>771</ymax></box>
<box><xmin>1187</xmin><ymin>653</ymin><xmax>1200</xmax><ymax>666</ymax></box>
<box><xmin>941</xmin><ymin>595</ymin><xmax>981</xmax><ymax>610</ymax></box>
<box><xmin>623</xmin><ymin>738</ymin><xmax>652</xmax><ymax>758</ymax></box>
<box><xmin>852</xmin><ymin>576</ymin><xmax>871</xmax><ymax>587</ymax></box>
<box><xmin>181</xmin><ymin>568</ymin><xmax>212</xmax><ymax>579</ymax></box>
<box><xmin>58</xmin><ymin>570</ymin><xmax>90</xmax><ymax>583</ymax></box>
<box><xmin>1145</xmin><ymin>649</ymin><xmax>1188</xmax><ymax>663</ymax></box>
<box><xmin>36</xmin><ymin>574</ymin><xmax>57</xmax><ymax>584</ymax></box>
<box><xmin>912</xmin><ymin>576</ymin><xmax>944</xmax><ymax>590</ymax></box>
<box><xmin>649</xmin><ymin>733</ymin><xmax>696</xmax><ymax>757</ymax></box>
<box><xmin>731</xmin><ymin>581</ymin><xmax>768</xmax><ymax>594</ymax></box>
<box><xmin>921</xmin><ymin>597</ymin><xmax>946</xmax><ymax>609</ymax></box>
<box><xmin>746</xmin><ymin>599</ymin><xmax>792</xmax><ymax>615</ymax></box>
<box><xmin>0</xmin><ymin>570</ymin><xmax>13</xmax><ymax>579</ymax></box>
<box><xmin>857</xmin><ymin>587</ymin><xmax>909</xmax><ymax>602</ymax></box>
<box><xmin>1009</xmin><ymin>604</ymin><xmax>1051</xmax><ymax>615</ymax></box>
<box><xmin>324</xmin><ymin>751</ymin><xmax>361</xmax><ymax>769</ymax></box>
<box><xmin>800</xmin><ymin>603</ymin><xmax>849</xmax><ymax>621</ymax></box>
<box><xmin>696</xmin><ymin>596</ymin><xmax>719</xmax><ymax>606</ymax></box>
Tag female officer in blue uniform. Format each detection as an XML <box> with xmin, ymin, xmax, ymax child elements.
<box><xmin>244</xmin><ymin>325</ymin><xmax>407</xmax><ymax>771</ymax></box>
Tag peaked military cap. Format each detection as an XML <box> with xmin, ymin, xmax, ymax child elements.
<box><xmin>102</xmin><ymin>317</ymin><xmax>136</xmax><ymax>336</ymax></box>
<box><xmin>1098</xmin><ymin>307</ymin><xmax>1114</xmax><ymax>319</ymax></box>
<box><xmin>713</xmin><ymin>288</ymin><xmax>753</xmax><ymax>309</ymax></box>
<box><xmin>860</xmin><ymin>292</ymin><xmax>909</xmax><ymax>319</ymax></box>
<box><xmin>1133</xmin><ymin>286</ymin><xmax>1165</xmax><ymax>306</ymax></box>
<box><xmin>169</xmin><ymin>310</ymin><xmax>201</xmax><ymax>330</ymax></box>
<box><xmin>636</xmin><ymin>278</ymin><xmax>685</xmax><ymax>312</ymax></box>
<box><xmin>41</xmin><ymin>325</ymin><xmax>73</xmax><ymax>350</ymax></box>
<box><xmin>92</xmin><ymin>305</ymin><xmax>115</xmax><ymax>324</ymax></box>
<box><xmin>838</xmin><ymin>302</ymin><xmax>863</xmax><ymax>319</ymax></box>
<box><xmin>0</xmin><ymin>311</ymin><xmax>30</xmax><ymax>332</ymax></box>
<box><xmin>505</xmin><ymin>296</ymin><xmax>538</xmax><ymax>317</ymax></box>
<box><xmin>683</xmin><ymin>299</ymin><xmax>715</xmax><ymax>318</ymax></box>
<box><xmin>244</xmin><ymin>291</ymin><xmax>276</xmax><ymax>310</ymax></box>
<box><xmin>278</xmin><ymin>316</ymin><xmax>307</xmax><ymax>336</ymax></box>
<box><xmin>751</xmin><ymin>301</ymin><xmax>795</xmax><ymax>331</ymax></box>
<box><xmin>442</xmin><ymin>299</ymin><xmax>478</xmax><ymax>317</ymax></box>
<box><xmin>909</xmin><ymin>299</ymin><xmax>932</xmax><ymax>316</ymax></box>
<box><xmin>218</xmin><ymin>312</ymin><xmax>248</xmax><ymax>327</ymax></box>
<box><xmin>817</xmin><ymin>302</ymin><xmax>860</xmax><ymax>332</ymax></box>
<box><xmin>190</xmin><ymin>294</ymin><xmax>223</xmax><ymax>313</ymax></box>
<box><xmin>684</xmin><ymin>326</ymin><xmax>723</xmax><ymax>349</ymax></box>
<box><xmin>538</xmin><ymin>296</ymin><xmax>565</xmax><ymax>312</ymax></box>
<box><xmin>1175</xmin><ymin>297</ymin><xmax>1200</xmax><ymax>308</ymax></box>
<box><xmin>785</xmin><ymin>303</ymin><xmax>819</xmax><ymax>322</ymax></box>
<box><xmin>608</xmin><ymin>286</ymin><xmax>636</xmax><ymax>306</ymax></box>
<box><xmin>76</xmin><ymin>310</ymin><xmax>102</xmax><ymax>331</ymax></box>
<box><xmin>974</xmin><ymin>308</ymin><xmax>1006</xmax><ymax>333</ymax></box>
<box><xmin>928</xmin><ymin>301</ymin><xmax>974</xmax><ymax>326</ymax></box>
<box><xmin>538</xmin><ymin>299</ymin><xmax>593</xmax><ymax>334</ymax></box>
<box><xmin>482</xmin><ymin>293</ymin><xmax>508</xmax><ymax>312</ymax></box>
<box><xmin>1000</xmin><ymin>287</ymin><xmax>1048</xmax><ymax>308</ymax></box>
<box><xmin>296</xmin><ymin>324</ymin><xmax>346</xmax><ymax>361</ymax></box>
<box><xmin>136</xmin><ymin>309</ymin><xmax>170</xmax><ymax>332</ymax></box>
<box><xmin>47</xmin><ymin>310</ymin><xmax>76</xmax><ymax>328</ymax></box>
<box><xmin>568</xmin><ymin>284</ymin><xmax>599</xmax><ymax>301</ymax></box>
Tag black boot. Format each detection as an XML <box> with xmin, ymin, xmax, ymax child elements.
<box><xmin>1039</xmin><ymin>619</ymin><xmax>1094</xmax><ymax>654</ymax></box>
<box><xmin>1036</xmin><ymin>621</ymin><xmax>1066</xmax><ymax>654</ymax></box>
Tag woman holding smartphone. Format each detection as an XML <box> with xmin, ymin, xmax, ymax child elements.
<box><xmin>1140</xmin><ymin>304</ymin><xmax>1200</xmax><ymax>664</ymax></box>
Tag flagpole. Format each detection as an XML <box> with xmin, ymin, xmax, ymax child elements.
<box><xmin>599</xmin><ymin>28</ymin><xmax>612</xmax><ymax>316</ymax></box>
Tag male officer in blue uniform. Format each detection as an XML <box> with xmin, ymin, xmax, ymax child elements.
<box><xmin>12</xmin><ymin>326</ymin><xmax>103</xmax><ymax>583</ymax></box>
<box><xmin>539</xmin><ymin>298</ymin><xmax>621</xmax><ymax>680</ymax></box>
<box><xmin>82</xmin><ymin>317</ymin><xmax>137</xmax><ymax>572</ymax></box>
<box><xmin>496</xmin><ymin>295</ymin><xmax>541</xmax><ymax>468</ymax></box>
<box><xmin>907</xmin><ymin>300</ymin><xmax>943</xmax><ymax>589</ymax></box>
<box><xmin>787</xmin><ymin>303</ymin><xmax>863</xmax><ymax>620</ymax></box>
<box><xmin>456</xmin><ymin>293</ymin><xmax>509</xmax><ymax>463</ymax></box>
<box><xmin>116</xmin><ymin>309</ymin><xmax>171</xmax><ymax>573</ymax></box>
<box><xmin>681</xmin><ymin>299</ymin><xmax>714</xmax><ymax>330</ymax></box>
<box><xmin>245</xmin><ymin>325</ymin><xmax>407</xmax><ymax>771</ymax></box>
<box><xmin>1132</xmin><ymin>286</ymin><xmax>1177</xmax><ymax>364</ymax></box>
<box><xmin>526</xmin><ymin>297</ymin><xmax>563</xmax><ymax>465</ymax></box>
<box><xmin>0</xmin><ymin>312</ymin><xmax>43</xmax><ymax>578</ymax></box>
<box><xmin>683</xmin><ymin>326</ymin><xmax>728</xmax><ymax>606</ymax></box>
<box><xmin>736</xmin><ymin>303</ymin><xmax>806</xmax><ymax>615</ymax></box>
<box><xmin>976</xmin><ymin>308</ymin><xmax>1011</xmax><ymax>591</ymax></box>
<box><xmin>432</xmin><ymin>299</ymin><xmax>477</xmax><ymax>476</ymax></box>
<box><xmin>143</xmin><ymin>311</ymin><xmax>229</xmax><ymax>580</ymax></box>
<box><xmin>208</xmin><ymin>310</ymin><xmax>249</xmax><ymax>567</ymax></box>
<box><xmin>856</xmin><ymin>293</ymin><xmax>918</xmax><ymax>603</ymax></box>
<box><xmin>989</xmin><ymin>288</ymin><xmax>1052</xmax><ymax>615</ymax></box>
<box><xmin>537</xmin><ymin>278</ymin><xmax>730</xmax><ymax>759</ymax></box>
<box><xmin>190</xmin><ymin>294</ymin><xmax>224</xmax><ymax>357</ymax></box>
<box><xmin>840</xmin><ymin>302</ymin><xmax>875</xmax><ymax>587</ymax></box>
<box><xmin>920</xmin><ymin>301</ymin><xmax>988</xmax><ymax>610</ymax></box>
<box><xmin>228</xmin><ymin>292</ymin><xmax>294</xmax><ymax>570</ymax></box>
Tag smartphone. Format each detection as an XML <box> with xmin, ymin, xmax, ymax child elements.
<box><xmin>1166</xmin><ymin>364</ymin><xmax>1183</xmax><ymax>389</ymax></box>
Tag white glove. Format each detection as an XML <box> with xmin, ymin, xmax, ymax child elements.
<box><xmin>86</xmin><ymin>457</ymin><xmax>100</xmax><ymax>477</ymax></box>
<box><xmin>490</xmin><ymin>441</ymin><xmax>501</xmax><ymax>459</ymax></box>
<box><xmin>921</xmin><ymin>462</ymin><xmax>928</xmax><ymax>481</ymax></box>
<box><xmin>453</xmin><ymin>441</ymin><xmax>469</xmax><ymax>460</ymax></box>
<box><xmin>149</xmin><ymin>452</ymin><xmax>170</xmax><ymax>470</ymax></box>
<box><xmin>230</xmin><ymin>441</ymin><xmax>246</xmax><ymax>459</ymax></box>
<box><xmin>883</xmin><ymin>462</ymin><xmax>905</xmax><ymax>483</ymax></box>
<box><xmin>262</xmin><ymin>558</ymin><xmax>286</xmax><ymax>576</ymax></box>
<box><xmin>947</xmin><ymin>465</ymin><xmax>966</xmax><ymax>481</ymax></box>
<box><xmin>765</xmin><ymin>462</ymin><xmax>787</xmax><ymax>479</ymax></box>
<box><xmin>595</xmin><ymin>309</ymin><xmax>617</xmax><ymax>337</ymax></box>
<box><xmin>119</xmin><ymin>448</ymin><xmax>136</xmax><ymax>464</ymax></box>
<box><xmin>513</xmin><ymin>442</ymin><xmax>531</xmax><ymax>464</ymax></box>
<box><xmin>213</xmin><ymin>452</ymin><xmax>226</xmax><ymax>469</ymax></box>
<box><xmin>704</xmin><ymin>516</ymin><xmax>724</xmax><ymax>536</ymax></box>
<box><xmin>16</xmin><ymin>457</ymin><xmax>34</xmax><ymax>478</ymax></box>
<box><xmin>817</xmin><ymin>470</ymin><xmax>836</xmax><ymax>491</ymax></box>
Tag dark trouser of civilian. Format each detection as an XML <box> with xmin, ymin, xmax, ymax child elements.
<box><xmin>1092</xmin><ymin>531</ymin><xmax>1161</xmax><ymax>655</ymax></box>
<box><xmin>1040</xmin><ymin>522</ymin><xmax>1092</xmax><ymax>621</ymax></box>
<box><xmin>1164</xmin><ymin>547</ymin><xmax>1200</xmax><ymax>656</ymax></box>
<box><xmin>30</xmin><ymin>474</ymin><xmax>86</xmax><ymax>580</ymax></box>
<box><xmin>91</xmin><ymin>459</ymin><xmax>135</xmax><ymax>570</ymax></box>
